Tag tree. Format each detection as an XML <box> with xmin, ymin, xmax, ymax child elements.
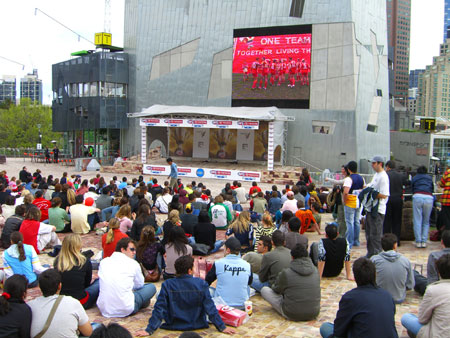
<box><xmin>0</xmin><ymin>99</ymin><xmax>62</xmax><ymax>148</ymax></box>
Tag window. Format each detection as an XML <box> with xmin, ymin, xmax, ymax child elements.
<box><xmin>289</xmin><ymin>0</ymin><xmax>305</xmax><ymax>18</ymax></box>
<box><xmin>367</xmin><ymin>124</ymin><xmax>378</xmax><ymax>133</ymax></box>
<box><xmin>376</xmin><ymin>89</ymin><xmax>383</xmax><ymax>96</ymax></box>
<box><xmin>90</xmin><ymin>82</ymin><xmax>98</xmax><ymax>96</ymax></box>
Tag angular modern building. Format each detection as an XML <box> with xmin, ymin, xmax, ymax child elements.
<box><xmin>123</xmin><ymin>0</ymin><xmax>390</xmax><ymax>172</ymax></box>
<box><xmin>20</xmin><ymin>69</ymin><xmax>42</xmax><ymax>104</ymax></box>
<box><xmin>52</xmin><ymin>51</ymin><xmax>128</xmax><ymax>160</ymax></box>
<box><xmin>0</xmin><ymin>75</ymin><xmax>16</xmax><ymax>104</ymax></box>
<box><xmin>445</xmin><ymin>0</ymin><xmax>450</xmax><ymax>42</ymax></box>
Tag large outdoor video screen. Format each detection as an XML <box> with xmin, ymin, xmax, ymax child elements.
<box><xmin>232</xmin><ymin>25</ymin><xmax>312</xmax><ymax>109</ymax></box>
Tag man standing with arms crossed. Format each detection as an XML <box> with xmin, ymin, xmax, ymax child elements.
<box><xmin>365</xmin><ymin>156</ymin><xmax>390</xmax><ymax>258</ymax></box>
<box><xmin>167</xmin><ymin>157</ymin><xmax>178</xmax><ymax>192</ymax></box>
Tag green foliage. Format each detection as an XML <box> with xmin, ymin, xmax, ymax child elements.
<box><xmin>0</xmin><ymin>99</ymin><xmax>62</xmax><ymax>148</ymax></box>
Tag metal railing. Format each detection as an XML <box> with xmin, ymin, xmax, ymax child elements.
<box><xmin>290</xmin><ymin>155</ymin><xmax>323</xmax><ymax>172</ymax></box>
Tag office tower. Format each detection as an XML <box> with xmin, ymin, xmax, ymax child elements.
<box><xmin>20</xmin><ymin>69</ymin><xmax>42</xmax><ymax>104</ymax></box>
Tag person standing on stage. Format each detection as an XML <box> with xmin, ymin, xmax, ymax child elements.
<box><xmin>167</xmin><ymin>158</ymin><xmax>178</xmax><ymax>192</ymax></box>
<box><xmin>53</xmin><ymin>146</ymin><xmax>59</xmax><ymax>163</ymax></box>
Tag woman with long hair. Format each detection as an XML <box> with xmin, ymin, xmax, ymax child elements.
<box><xmin>130</xmin><ymin>204</ymin><xmax>158</xmax><ymax>241</ymax></box>
<box><xmin>163</xmin><ymin>226</ymin><xmax>192</xmax><ymax>279</ymax></box>
<box><xmin>76</xmin><ymin>179</ymin><xmax>89</xmax><ymax>196</ymax></box>
<box><xmin>66</xmin><ymin>187</ymin><xmax>77</xmax><ymax>207</ymax></box>
<box><xmin>96</xmin><ymin>177</ymin><xmax>107</xmax><ymax>194</ymax></box>
<box><xmin>168</xmin><ymin>195</ymin><xmax>183</xmax><ymax>214</ymax></box>
<box><xmin>0</xmin><ymin>274</ymin><xmax>32</xmax><ymax>336</ymax></box>
<box><xmin>55</xmin><ymin>234</ymin><xmax>99</xmax><ymax>309</ymax></box>
<box><xmin>102</xmin><ymin>218</ymin><xmax>128</xmax><ymax>258</ymax></box>
<box><xmin>23</xmin><ymin>194</ymin><xmax>34</xmax><ymax>213</ymax></box>
<box><xmin>226</xmin><ymin>210</ymin><xmax>254</xmax><ymax>252</ymax></box>
<box><xmin>254</xmin><ymin>212</ymin><xmax>276</xmax><ymax>252</ymax></box>
<box><xmin>2</xmin><ymin>231</ymin><xmax>46</xmax><ymax>288</ymax></box>
<box><xmin>193</xmin><ymin>211</ymin><xmax>224</xmax><ymax>253</ymax></box>
<box><xmin>48</xmin><ymin>197</ymin><xmax>71</xmax><ymax>232</ymax></box>
<box><xmin>162</xmin><ymin>209</ymin><xmax>181</xmax><ymax>245</ymax></box>
<box><xmin>19</xmin><ymin>207</ymin><xmax>60</xmax><ymax>254</ymax></box>
<box><xmin>136</xmin><ymin>226</ymin><xmax>164</xmax><ymax>273</ymax></box>
<box><xmin>116</xmin><ymin>204</ymin><xmax>134</xmax><ymax>234</ymax></box>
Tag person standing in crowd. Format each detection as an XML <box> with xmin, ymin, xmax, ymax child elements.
<box><xmin>439</xmin><ymin>165</ymin><xmax>450</xmax><ymax>232</ymax></box>
<box><xmin>166</xmin><ymin>158</ymin><xmax>178</xmax><ymax>191</ymax></box>
<box><xmin>411</xmin><ymin>166</ymin><xmax>434</xmax><ymax>248</ymax></box>
<box><xmin>342</xmin><ymin>161</ymin><xmax>364</xmax><ymax>249</ymax></box>
<box><xmin>362</xmin><ymin>156</ymin><xmax>390</xmax><ymax>258</ymax></box>
<box><xmin>383</xmin><ymin>160</ymin><xmax>406</xmax><ymax>245</ymax></box>
<box><xmin>320</xmin><ymin>258</ymin><xmax>398</xmax><ymax>338</ymax></box>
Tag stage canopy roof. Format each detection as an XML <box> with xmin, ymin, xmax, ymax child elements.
<box><xmin>127</xmin><ymin>105</ymin><xmax>294</xmax><ymax>121</ymax></box>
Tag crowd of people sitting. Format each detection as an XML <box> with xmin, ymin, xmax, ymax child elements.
<box><xmin>0</xmin><ymin>161</ymin><xmax>449</xmax><ymax>337</ymax></box>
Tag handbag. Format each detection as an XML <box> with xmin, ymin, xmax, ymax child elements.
<box><xmin>140</xmin><ymin>263</ymin><xmax>161</xmax><ymax>283</ymax></box>
<box><xmin>35</xmin><ymin>295</ymin><xmax>64</xmax><ymax>338</ymax></box>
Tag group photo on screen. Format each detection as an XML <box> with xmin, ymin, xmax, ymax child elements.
<box><xmin>231</xmin><ymin>25</ymin><xmax>312</xmax><ymax>108</ymax></box>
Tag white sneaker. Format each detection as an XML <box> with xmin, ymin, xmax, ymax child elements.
<box><xmin>422</xmin><ymin>242</ymin><xmax>427</xmax><ymax>248</ymax></box>
<box><xmin>249</xmin><ymin>288</ymin><xmax>257</xmax><ymax>298</ymax></box>
<box><xmin>415</xmin><ymin>242</ymin><xmax>421</xmax><ymax>248</ymax></box>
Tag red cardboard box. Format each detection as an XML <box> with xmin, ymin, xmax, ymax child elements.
<box><xmin>216</xmin><ymin>305</ymin><xmax>247</xmax><ymax>327</ymax></box>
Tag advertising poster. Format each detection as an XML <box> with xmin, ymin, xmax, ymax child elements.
<box><xmin>168</xmin><ymin>127</ymin><xmax>193</xmax><ymax>157</ymax></box>
<box><xmin>209</xmin><ymin>129</ymin><xmax>237</xmax><ymax>160</ymax></box>
<box><xmin>254</xmin><ymin>122</ymin><xmax>269</xmax><ymax>161</ymax></box>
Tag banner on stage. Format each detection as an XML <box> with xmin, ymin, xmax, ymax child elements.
<box><xmin>140</xmin><ymin>118</ymin><xmax>259</xmax><ymax>130</ymax></box>
<box><xmin>143</xmin><ymin>165</ymin><xmax>261</xmax><ymax>182</ymax></box>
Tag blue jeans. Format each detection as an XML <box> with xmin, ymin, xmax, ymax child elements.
<box><xmin>132</xmin><ymin>283</ymin><xmax>157</xmax><ymax>315</ymax></box>
<box><xmin>401</xmin><ymin>313</ymin><xmax>423</xmax><ymax>337</ymax></box>
<box><xmin>188</xmin><ymin>236</ymin><xmax>196</xmax><ymax>245</ymax></box>
<box><xmin>251</xmin><ymin>273</ymin><xmax>269</xmax><ymax>292</ymax></box>
<box><xmin>209</xmin><ymin>240</ymin><xmax>224</xmax><ymax>253</ymax></box>
<box><xmin>83</xmin><ymin>279</ymin><xmax>100</xmax><ymax>309</ymax></box>
<box><xmin>344</xmin><ymin>205</ymin><xmax>361</xmax><ymax>248</ymax></box>
<box><xmin>101</xmin><ymin>205</ymin><xmax>119</xmax><ymax>222</ymax></box>
<box><xmin>320</xmin><ymin>322</ymin><xmax>334</xmax><ymax>338</ymax></box>
<box><xmin>412</xmin><ymin>194</ymin><xmax>433</xmax><ymax>244</ymax></box>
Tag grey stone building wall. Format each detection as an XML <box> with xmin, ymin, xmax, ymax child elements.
<box><xmin>123</xmin><ymin>0</ymin><xmax>389</xmax><ymax>172</ymax></box>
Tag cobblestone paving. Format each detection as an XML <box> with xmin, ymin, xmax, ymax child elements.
<box><xmin>1</xmin><ymin>212</ymin><xmax>431</xmax><ymax>337</ymax></box>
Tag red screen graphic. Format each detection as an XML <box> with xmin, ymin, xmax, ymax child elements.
<box><xmin>232</xmin><ymin>34</ymin><xmax>311</xmax><ymax>73</ymax></box>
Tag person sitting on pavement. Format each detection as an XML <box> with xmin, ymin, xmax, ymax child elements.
<box><xmin>0</xmin><ymin>205</ymin><xmax>26</xmax><ymax>249</ymax></box>
<box><xmin>295</xmin><ymin>200</ymin><xmax>324</xmax><ymax>235</ymax></box>
<box><xmin>193</xmin><ymin>211</ymin><xmax>224</xmax><ymax>254</ymax></box>
<box><xmin>284</xmin><ymin>217</ymin><xmax>308</xmax><ymax>250</ymax></box>
<box><xmin>253</xmin><ymin>212</ymin><xmax>276</xmax><ymax>253</ymax></box>
<box><xmin>54</xmin><ymin>234</ymin><xmax>100</xmax><ymax>309</ymax></box>
<box><xmin>31</xmin><ymin>190</ymin><xmax>51</xmax><ymax>222</ymax></box>
<box><xmin>208</xmin><ymin>195</ymin><xmax>232</xmax><ymax>229</ymax></box>
<box><xmin>135</xmin><ymin>255</ymin><xmax>236</xmax><ymax>336</ymax></box>
<box><xmin>29</xmin><ymin>269</ymin><xmax>98</xmax><ymax>338</ymax></box>
<box><xmin>180</xmin><ymin>205</ymin><xmax>198</xmax><ymax>238</ymax></box>
<box><xmin>252</xmin><ymin>191</ymin><xmax>268</xmax><ymax>216</ymax></box>
<box><xmin>2</xmin><ymin>231</ymin><xmax>47</xmax><ymax>288</ymax></box>
<box><xmin>280</xmin><ymin>191</ymin><xmax>298</xmax><ymax>214</ymax></box>
<box><xmin>319</xmin><ymin>257</ymin><xmax>398</xmax><ymax>338</ymax></box>
<box><xmin>19</xmin><ymin>206</ymin><xmax>60</xmax><ymax>254</ymax></box>
<box><xmin>370</xmin><ymin>233</ymin><xmax>414</xmax><ymax>303</ymax></box>
<box><xmin>0</xmin><ymin>274</ymin><xmax>32</xmax><ymax>337</ymax></box>
<box><xmin>154</xmin><ymin>187</ymin><xmax>172</xmax><ymax>214</ymax></box>
<box><xmin>69</xmin><ymin>195</ymin><xmax>100</xmax><ymax>234</ymax></box>
<box><xmin>401</xmin><ymin>253</ymin><xmax>450</xmax><ymax>338</ymax></box>
<box><xmin>97</xmin><ymin>237</ymin><xmax>157</xmax><ymax>317</ymax></box>
<box><xmin>48</xmin><ymin>197</ymin><xmax>71</xmax><ymax>233</ymax></box>
<box><xmin>261</xmin><ymin>243</ymin><xmax>320</xmax><ymax>321</ymax></box>
<box><xmin>225</xmin><ymin>210</ymin><xmax>254</xmax><ymax>252</ymax></box>
<box><xmin>243</xmin><ymin>235</ymin><xmax>272</xmax><ymax>274</ymax></box>
<box><xmin>268</xmin><ymin>190</ymin><xmax>282</xmax><ymax>216</ymax></box>
<box><xmin>313</xmin><ymin>223</ymin><xmax>353</xmax><ymax>280</ymax></box>
<box><xmin>163</xmin><ymin>226</ymin><xmax>193</xmax><ymax>280</ymax></box>
<box><xmin>130</xmin><ymin>204</ymin><xmax>158</xmax><ymax>241</ymax></box>
<box><xmin>414</xmin><ymin>229</ymin><xmax>450</xmax><ymax>295</ymax></box>
<box><xmin>205</xmin><ymin>237</ymin><xmax>252</xmax><ymax>308</ymax></box>
<box><xmin>102</xmin><ymin>218</ymin><xmax>129</xmax><ymax>259</ymax></box>
<box><xmin>253</xmin><ymin>230</ymin><xmax>291</xmax><ymax>292</ymax></box>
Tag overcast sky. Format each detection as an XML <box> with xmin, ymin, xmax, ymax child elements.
<box><xmin>0</xmin><ymin>0</ymin><xmax>444</xmax><ymax>105</ymax></box>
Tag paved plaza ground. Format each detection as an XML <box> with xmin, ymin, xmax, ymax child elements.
<box><xmin>0</xmin><ymin>158</ymin><xmax>432</xmax><ymax>337</ymax></box>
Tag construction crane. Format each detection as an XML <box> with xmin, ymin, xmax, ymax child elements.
<box><xmin>0</xmin><ymin>56</ymin><xmax>25</xmax><ymax>70</ymax></box>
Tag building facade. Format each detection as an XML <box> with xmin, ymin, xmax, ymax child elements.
<box><xmin>20</xmin><ymin>69</ymin><xmax>42</xmax><ymax>104</ymax></box>
<box><xmin>386</xmin><ymin>0</ymin><xmax>411</xmax><ymax>103</ymax></box>
<box><xmin>51</xmin><ymin>51</ymin><xmax>128</xmax><ymax>160</ymax></box>
<box><xmin>445</xmin><ymin>0</ymin><xmax>450</xmax><ymax>41</ymax></box>
<box><xmin>123</xmin><ymin>0</ymin><xmax>390</xmax><ymax>172</ymax></box>
<box><xmin>409</xmin><ymin>69</ymin><xmax>424</xmax><ymax>89</ymax></box>
<box><xmin>417</xmin><ymin>39</ymin><xmax>450</xmax><ymax>119</ymax></box>
<box><xmin>0</xmin><ymin>75</ymin><xmax>16</xmax><ymax>104</ymax></box>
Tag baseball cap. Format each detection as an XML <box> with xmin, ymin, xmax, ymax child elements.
<box><xmin>371</xmin><ymin>155</ymin><xmax>384</xmax><ymax>163</ymax></box>
<box><xmin>225</xmin><ymin>237</ymin><xmax>241</xmax><ymax>252</ymax></box>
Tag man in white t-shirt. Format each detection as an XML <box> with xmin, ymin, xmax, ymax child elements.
<box><xmin>154</xmin><ymin>188</ymin><xmax>173</xmax><ymax>214</ymax></box>
<box><xmin>365</xmin><ymin>156</ymin><xmax>390</xmax><ymax>258</ymax></box>
<box><xmin>69</xmin><ymin>195</ymin><xmax>100</xmax><ymax>234</ymax></box>
<box><xmin>29</xmin><ymin>269</ymin><xmax>95</xmax><ymax>338</ymax></box>
<box><xmin>97</xmin><ymin>237</ymin><xmax>157</xmax><ymax>317</ymax></box>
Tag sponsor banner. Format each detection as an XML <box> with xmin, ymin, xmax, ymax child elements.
<box><xmin>140</xmin><ymin>118</ymin><xmax>259</xmax><ymax>130</ymax></box>
<box><xmin>143</xmin><ymin>165</ymin><xmax>260</xmax><ymax>182</ymax></box>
